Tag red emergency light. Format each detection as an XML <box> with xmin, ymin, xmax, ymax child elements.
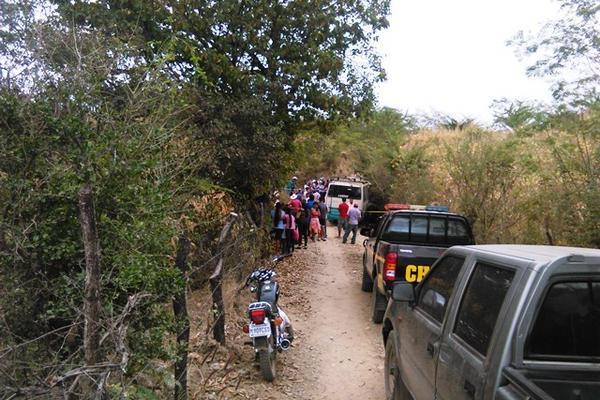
<box><xmin>384</xmin><ymin>203</ymin><xmax>411</xmax><ymax>211</ymax></box>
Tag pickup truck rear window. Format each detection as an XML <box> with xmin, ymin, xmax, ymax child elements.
<box><xmin>381</xmin><ymin>214</ymin><xmax>473</xmax><ymax>245</ymax></box>
<box><xmin>527</xmin><ymin>281</ymin><xmax>600</xmax><ymax>361</ymax></box>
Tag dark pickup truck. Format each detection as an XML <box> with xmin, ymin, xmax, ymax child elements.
<box><xmin>383</xmin><ymin>245</ymin><xmax>600</xmax><ymax>400</ymax></box>
<box><xmin>361</xmin><ymin>207</ymin><xmax>474</xmax><ymax>323</ymax></box>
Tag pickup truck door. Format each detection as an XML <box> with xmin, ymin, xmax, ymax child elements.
<box><xmin>399</xmin><ymin>255</ymin><xmax>466</xmax><ymax>399</ymax></box>
<box><xmin>366</xmin><ymin>214</ymin><xmax>387</xmax><ymax>276</ymax></box>
<box><xmin>435</xmin><ymin>261</ymin><xmax>518</xmax><ymax>400</ymax></box>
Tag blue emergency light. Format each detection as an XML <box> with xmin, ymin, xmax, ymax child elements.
<box><xmin>425</xmin><ymin>205</ymin><xmax>449</xmax><ymax>212</ymax></box>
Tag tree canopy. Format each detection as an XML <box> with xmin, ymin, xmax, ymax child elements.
<box><xmin>512</xmin><ymin>0</ymin><xmax>600</xmax><ymax>104</ymax></box>
<box><xmin>50</xmin><ymin>0</ymin><xmax>390</xmax><ymax>121</ymax></box>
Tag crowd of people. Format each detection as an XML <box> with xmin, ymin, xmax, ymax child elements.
<box><xmin>270</xmin><ymin>176</ymin><xmax>362</xmax><ymax>255</ymax></box>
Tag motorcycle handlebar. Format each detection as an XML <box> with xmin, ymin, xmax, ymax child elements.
<box><xmin>245</xmin><ymin>254</ymin><xmax>288</xmax><ymax>286</ymax></box>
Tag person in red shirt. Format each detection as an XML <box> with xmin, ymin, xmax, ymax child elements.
<box><xmin>337</xmin><ymin>198</ymin><xmax>350</xmax><ymax>238</ymax></box>
<box><xmin>289</xmin><ymin>194</ymin><xmax>302</xmax><ymax>217</ymax></box>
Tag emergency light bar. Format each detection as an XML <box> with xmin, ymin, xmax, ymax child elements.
<box><xmin>384</xmin><ymin>203</ymin><xmax>410</xmax><ymax>211</ymax></box>
<box><xmin>425</xmin><ymin>205</ymin><xmax>450</xmax><ymax>212</ymax></box>
<box><xmin>383</xmin><ymin>203</ymin><xmax>450</xmax><ymax>212</ymax></box>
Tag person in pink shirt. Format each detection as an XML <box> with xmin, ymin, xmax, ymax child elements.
<box><xmin>282</xmin><ymin>206</ymin><xmax>296</xmax><ymax>254</ymax></box>
<box><xmin>309</xmin><ymin>203</ymin><xmax>321</xmax><ymax>241</ymax></box>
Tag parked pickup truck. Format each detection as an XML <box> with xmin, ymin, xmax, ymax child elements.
<box><xmin>383</xmin><ymin>245</ymin><xmax>600</xmax><ymax>400</ymax></box>
<box><xmin>361</xmin><ymin>206</ymin><xmax>474</xmax><ymax>323</ymax></box>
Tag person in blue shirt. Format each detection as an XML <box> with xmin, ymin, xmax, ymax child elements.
<box><xmin>343</xmin><ymin>203</ymin><xmax>362</xmax><ymax>244</ymax></box>
<box><xmin>306</xmin><ymin>193</ymin><xmax>315</xmax><ymax>211</ymax></box>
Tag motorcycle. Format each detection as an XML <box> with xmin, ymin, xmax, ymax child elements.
<box><xmin>243</xmin><ymin>255</ymin><xmax>294</xmax><ymax>381</ymax></box>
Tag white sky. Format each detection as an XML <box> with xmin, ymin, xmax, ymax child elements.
<box><xmin>375</xmin><ymin>0</ymin><xmax>562</xmax><ymax>124</ymax></box>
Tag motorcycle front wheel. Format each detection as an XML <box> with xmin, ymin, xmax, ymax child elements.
<box><xmin>256</xmin><ymin>336</ymin><xmax>276</xmax><ymax>381</ymax></box>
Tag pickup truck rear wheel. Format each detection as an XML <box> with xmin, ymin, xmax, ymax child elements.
<box><xmin>385</xmin><ymin>331</ymin><xmax>411</xmax><ymax>400</ymax></box>
<box><xmin>361</xmin><ymin>254</ymin><xmax>373</xmax><ymax>292</ymax></box>
<box><xmin>371</xmin><ymin>281</ymin><xmax>386</xmax><ymax>323</ymax></box>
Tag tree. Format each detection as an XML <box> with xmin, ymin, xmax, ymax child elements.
<box><xmin>545</xmin><ymin>103</ymin><xmax>600</xmax><ymax>247</ymax></box>
<box><xmin>50</xmin><ymin>0</ymin><xmax>391</xmax><ymax>123</ymax></box>
<box><xmin>0</xmin><ymin>0</ymin><xmax>392</xmax><ymax>395</ymax></box>
<box><xmin>511</xmin><ymin>0</ymin><xmax>600</xmax><ymax>104</ymax></box>
<box><xmin>442</xmin><ymin>130</ymin><xmax>522</xmax><ymax>242</ymax></box>
<box><xmin>0</xmin><ymin>12</ymin><xmax>196</xmax><ymax>393</ymax></box>
<box><xmin>491</xmin><ymin>98</ymin><xmax>550</xmax><ymax>134</ymax></box>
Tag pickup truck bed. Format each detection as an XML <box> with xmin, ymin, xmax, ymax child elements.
<box><xmin>362</xmin><ymin>209</ymin><xmax>474</xmax><ymax>323</ymax></box>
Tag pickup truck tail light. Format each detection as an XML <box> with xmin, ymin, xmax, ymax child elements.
<box><xmin>384</xmin><ymin>252</ymin><xmax>397</xmax><ymax>281</ymax></box>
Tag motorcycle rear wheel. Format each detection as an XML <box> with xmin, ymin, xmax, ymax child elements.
<box><xmin>257</xmin><ymin>336</ymin><xmax>276</xmax><ymax>381</ymax></box>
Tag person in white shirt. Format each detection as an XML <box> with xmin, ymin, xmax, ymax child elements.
<box><xmin>343</xmin><ymin>203</ymin><xmax>362</xmax><ymax>244</ymax></box>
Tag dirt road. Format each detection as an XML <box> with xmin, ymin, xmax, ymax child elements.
<box><xmin>274</xmin><ymin>232</ymin><xmax>386</xmax><ymax>399</ymax></box>
<box><xmin>191</xmin><ymin>230</ymin><xmax>387</xmax><ymax>399</ymax></box>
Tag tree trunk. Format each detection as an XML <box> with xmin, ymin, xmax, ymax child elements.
<box><xmin>209</xmin><ymin>215</ymin><xmax>237</xmax><ymax>345</ymax></box>
<box><xmin>78</xmin><ymin>184</ymin><xmax>101</xmax><ymax>395</ymax></box>
<box><xmin>173</xmin><ymin>235</ymin><xmax>190</xmax><ymax>400</ymax></box>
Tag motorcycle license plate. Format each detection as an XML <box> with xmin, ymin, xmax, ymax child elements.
<box><xmin>249</xmin><ymin>323</ymin><xmax>271</xmax><ymax>338</ymax></box>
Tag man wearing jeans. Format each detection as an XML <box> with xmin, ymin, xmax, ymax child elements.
<box><xmin>343</xmin><ymin>203</ymin><xmax>361</xmax><ymax>244</ymax></box>
<box><xmin>337</xmin><ymin>198</ymin><xmax>349</xmax><ymax>237</ymax></box>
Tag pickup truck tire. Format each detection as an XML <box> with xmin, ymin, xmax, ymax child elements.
<box><xmin>361</xmin><ymin>254</ymin><xmax>373</xmax><ymax>292</ymax></box>
<box><xmin>371</xmin><ymin>282</ymin><xmax>386</xmax><ymax>323</ymax></box>
<box><xmin>385</xmin><ymin>331</ymin><xmax>411</xmax><ymax>400</ymax></box>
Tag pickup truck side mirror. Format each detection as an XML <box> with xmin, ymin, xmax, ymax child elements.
<box><xmin>392</xmin><ymin>282</ymin><xmax>415</xmax><ymax>303</ymax></box>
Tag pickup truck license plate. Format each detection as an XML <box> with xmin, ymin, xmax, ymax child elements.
<box><xmin>249</xmin><ymin>323</ymin><xmax>271</xmax><ymax>338</ymax></box>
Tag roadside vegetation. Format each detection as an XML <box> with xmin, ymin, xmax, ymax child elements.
<box><xmin>294</xmin><ymin>105</ymin><xmax>600</xmax><ymax>246</ymax></box>
<box><xmin>0</xmin><ymin>0</ymin><xmax>390</xmax><ymax>397</ymax></box>
<box><xmin>0</xmin><ymin>0</ymin><xmax>598</xmax><ymax>397</ymax></box>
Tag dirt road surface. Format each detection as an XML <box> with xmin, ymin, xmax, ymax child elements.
<box><xmin>190</xmin><ymin>230</ymin><xmax>386</xmax><ymax>399</ymax></box>
<box><xmin>273</xmin><ymin>232</ymin><xmax>386</xmax><ymax>399</ymax></box>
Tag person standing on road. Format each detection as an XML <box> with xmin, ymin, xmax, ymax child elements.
<box><xmin>282</xmin><ymin>206</ymin><xmax>296</xmax><ymax>254</ymax></box>
<box><xmin>271</xmin><ymin>202</ymin><xmax>285</xmax><ymax>253</ymax></box>
<box><xmin>318</xmin><ymin>199</ymin><xmax>328</xmax><ymax>241</ymax></box>
<box><xmin>309</xmin><ymin>203</ymin><xmax>321</xmax><ymax>241</ymax></box>
<box><xmin>337</xmin><ymin>198</ymin><xmax>349</xmax><ymax>238</ymax></box>
<box><xmin>290</xmin><ymin>194</ymin><xmax>302</xmax><ymax>217</ymax></box>
<box><xmin>306</xmin><ymin>193</ymin><xmax>315</xmax><ymax>211</ymax></box>
<box><xmin>313</xmin><ymin>190</ymin><xmax>320</xmax><ymax>202</ymax></box>
<box><xmin>297</xmin><ymin>209</ymin><xmax>309</xmax><ymax>249</ymax></box>
<box><xmin>343</xmin><ymin>203</ymin><xmax>362</xmax><ymax>244</ymax></box>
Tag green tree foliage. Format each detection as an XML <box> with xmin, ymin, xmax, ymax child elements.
<box><xmin>544</xmin><ymin>103</ymin><xmax>600</xmax><ymax>246</ymax></box>
<box><xmin>511</xmin><ymin>0</ymin><xmax>600</xmax><ymax>103</ymax></box>
<box><xmin>0</xmin><ymin>0</ymin><xmax>391</xmax><ymax>394</ymax></box>
<box><xmin>51</xmin><ymin>0</ymin><xmax>390</xmax><ymax>122</ymax></box>
<box><xmin>491</xmin><ymin>98</ymin><xmax>550</xmax><ymax>135</ymax></box>
<box><xmin>293</xmin><ymin>107</ymin><xmax>413</xmax><ymax>206</ymax></box>
<box><xmin>442</xmin><ymin>130</ymin><xmax>522</xmax><ymax>242</ymax></box>
<box><xmin>0</xmin><ymin>42</ymin><xmax>192</xmax><ymax>383</ymax></box>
